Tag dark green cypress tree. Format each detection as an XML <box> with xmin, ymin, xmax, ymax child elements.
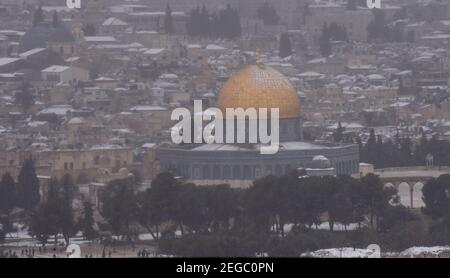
<box><xmin>52</xmin><ymin>11</ymin><xmax>59</xmax><ymax>28</ymax></box>
<box><xmin>29</xmin><ymin>178</ymin><xmax>59</xmax><ymax>245</ymax></box>
<box><xmin>319</xmin><ymin>23</ymin><xmax>331</xmax><ymax>57</ymax></box>
<box><xmin>376</xmin><ymin>135</ymin><xmax>384</xmax><ymax>168</ymax></box>
<box><xmin>366</xmin><ymin>129</ymin><xmax>377</xmax><ymax>166</ymax></box>
<box><xmin>80</xmin><ymin>201</ymin><xmax>98</xmax><ymax>240</ymax></box>
<box><xmin>333</xmin><ymin>121</ymin><xmax>345</xmax><ymax>143</ymax></box>
<box><xmin>60</xmin><ymin>174</ymin><xmax>76</xmax><ymax>246</ymax></box>
<box><xmin>279</xmin><ymin>33</ymin><xmax>293</xmax><ymax>58</ymax></box>
<box><xmin>164</xmin><ymin>4</ymin><xmax>174</xmax><ymax>34</ymax></box>
<box><xmin>17</xmin><ymin>158</ymin><xmax>40</xmax><ymax>211</ymax></box>
<box><xmin>200</xmin><ymin>5</ymin><xmax>210</xmax><ymax>37</ymax></box>
<box><xmin>33</xmin><ymin>5</ymin><xmax>44</xmax><ymax>26</ymax></box>
<box><xmin>0</xmin><ymin>173</ymin><xmax>16</xmax><ymax>213</ymax></box>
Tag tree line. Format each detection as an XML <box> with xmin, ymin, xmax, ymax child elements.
<box><xmin>0</xmin><ymin>163</ymin><xmax>402</xmax><ymax>253</ymax></box>
<box><xmin>257</xmin><ymin>2</ymin><xmax>280</xmax><ymax>25</ymax></box>
<box><xmin>98</xmin><ymin>172</ymin><xmax>414</xmax><ymax>256</ymax></box>
<box><xmin>319</xmin><ymin>22</ymin><xmax>349</xmax><ymax>57</ymax></box>
<box><xmin>359</xmin><ymin>129</ymin><xmax>450</xmax><ymax>169</ymax></box>
<box><xmin>367</xmin><ymin>9</ymin><xmax>414</xmax><ymax>43</ymax></box>
<box><xmin>0</xmin><ymin>159</ymin><xmax>95</xmax><ymax>245</ymax></box>
<box><xmin>2</xmin><ymin>160</ymin><xmax>450</xmax><ymax>256</ymax></box>
<box><xmin>186</xmin><ymin>4</ymin><xmax>242</xmax><ymax>39</ymax></box>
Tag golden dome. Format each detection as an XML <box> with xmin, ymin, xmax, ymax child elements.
<box><xmin>217</xmin><ymin>64</ymin><xmax>300</xmax><ymax>119</ymax></box>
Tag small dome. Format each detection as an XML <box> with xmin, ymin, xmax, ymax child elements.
<box><xmin>311</xmin><ymin>155</ymin><xmax>332</xmax><ymax>169</ymax></box>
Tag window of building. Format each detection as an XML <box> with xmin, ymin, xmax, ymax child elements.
<box><xmin>223</xmin><ymin>165</ymin><xmax>231</xmax><ymax>179</ymax></box>
<box><xmin>203</xmin><ymin>165</ymin><xmax>210</xmax><ymax>179</ymax></box>
<box><xmin>254</xmin><ymin>166</ymin><xmax>261</xmax><ymax>179</ymax></box>
<box><xmin>194</xmin><ymin>167</ymin><xmax>201</xmax><ymax>179</ymax></box>
<box><xmin>233</xmin><ymin>166</ymin><xmax>241</xmax><ymax>180</ymax></box>
<box><xmin>243</xmin><ymin>166</ymin><xmax>251</xmax><ymax>179</ymax></box>
<box><xmin>213</xmin><ymin>165</ymin><xmax>221</xmax><ymax>179</ymax></box>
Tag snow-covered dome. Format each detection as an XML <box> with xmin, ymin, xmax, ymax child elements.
<box><xmin>311</xmin><ymin>155</ymin><xmax>332</xmax><ymax>169</ymax></box>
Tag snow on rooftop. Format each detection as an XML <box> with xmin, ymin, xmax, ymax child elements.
<box><xmin>27</xmin><ymin>121</ymin><xmax>47</xmax><ymax>127</ymax></box>
<box><xmin>142</xmin><ymin>143</ymin><xmax>156</xmax><ymax>149</ymax></box>
<box><xmin>65</xmin><ymin>56</ymin><xmax>80</xmax><ymax>62</ymax></box>
<box><xmin>206</xmin><ymin>44</ymin><xmax>226</xmax><ymax>50</ymax></box>
<box><xmin>160</xmin><ymin>73</ymin><xmax>178</xmax><ymax>79</ymax></box>
<box><xmin>0</xmin><ymin>57</ymin><xmax>20</xmax><ymax>67</ymax></box>
<box><xmin>84</xmin><ymin>36</ymin><xmax>118</xmax><ymax>42</ymax></box>
<box><xmin>390</xmin><ymin>102</ymin><xmax>410</xmax><ymax>108</ymax></box>
<box><xmin>95</xmin><ymin>76</ymin><xmax>115</xmax><ymax>81</ymax></box>
<box><xmin>19</xmin><ymin>48</ymin><xmax>46</xmax><ymax>58</ymax></box>
<box><xmin>38</xmin><ymin>105</ymin><xmax>73</xmax><ymax>116</ymax></box>
<box><xmin>184</xmin><ymin>141</ymin><xmax>339</xmax><ymax>152</ymax></box>
<box><xmin>421</xmin><ymin>34</ymin><xmax>450</xmax><ymax>40</ymax></box>
<box><xmin>102</xmin><ymin>17</ymin><xmax>129</xmax><ymax>26</ymax></box>
<box><xmin>187</xmin><ymin>44</ymin><xmax>202</xmax><ymax>49</ymax></box>
<box><xmin>144</xmin><ymin>48</ymin><xmax>165</xmax><ymax>55</ymax></box>
<box><xmin>90</xmin><ymin>144</ymin><xmax>123</xmax><ymax>150</ymax></box>
<box><xmin>130</xmin><ymin>105</ymin><xmax>167</xmax><ymax>112</ymax></box>
<box><xmin>67</xmin><ymin>117</ymin><xmax>84</xmax><ymax>125</ymax></box>
<box><xmin>367</xmin><ymin>74</ymin><xmax>385</xmax><ymax>80</ymax></box>
<box><xmin>307</xmin><ymin>57</ymin><xmax>327</xmax><ymax>64</ymax></box>
<box><xmin>297</xmin><ymin>71</ymin><xmax>323</xmax><ymax>78</ymax></box>
<box><xmin>42</xmin><ymin>65</ymin><xmax>70</xmax><ymax>73</ymax></box>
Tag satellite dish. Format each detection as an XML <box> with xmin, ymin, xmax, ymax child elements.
<box><xmin>66</xmin><ymin>244</ymin><xmax>81</xmax><ymax>258</ymax></box>
<box><xmin>367</xmin><ymin>244</ymin><xmax>381</xmax><ymax>258</ymax></box>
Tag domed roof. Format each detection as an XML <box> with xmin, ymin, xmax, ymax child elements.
<box><xmin>216</xmin><ymin>64</ymin><xmax>301</xmax><ymax>119</ymax></box>
<box><xmin>19</xmin><ymin>22</ymin><xmax>75</xmax><ymax>53</ymax></box>
<box><xmin>311</xmin><ymin>155</ymin><xmax>332</xmax><ymax>169</ymax></box>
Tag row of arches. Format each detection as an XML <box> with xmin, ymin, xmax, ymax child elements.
<box><xmin>385</xmin><ymin>181</ymin><xmax>425</xmax><ymax>209</ymax></box>
<box><xmin>190</xmin><ymin>164</ymin><xmax>292</xmax><ymax>180</ymax></box>
<box><xmin>162</xmin><ymin>159</ymin><xmax>360</xmax><ymax>181</ymax></box>
<box><xmin>335</xmin><ymin>160</ymin><xmax>359</xmax><ymax>175</ymax></box>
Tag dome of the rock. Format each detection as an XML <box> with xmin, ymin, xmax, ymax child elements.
<box><xmin>216</xmin><ymin>64</ymin><xmax>301</xmax><ymax>119</ymax></box>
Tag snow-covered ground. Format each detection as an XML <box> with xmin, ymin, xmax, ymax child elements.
<box><xmin>310</xmin><ymin>222</ymin><xmax>365</xmax><ymax>231</ymax></box>
<box><xmin>303</xmin><ymin>248</ymin><xmax>381</xmax><ymax>258</ymax></box>
<box><xmin>3</xmin><ymin>223</ymin><xmax>450</xmax><ymax>258</ymax></box>
<box><xmin>400</xmin><ymin>246</ymin><xmax>450</xmax><ymax>257</ymax></box>
<box><xmin>302</xmin><ymin>246</ymin><xmax>450</xmax><ymax>258</ymax></box>
<box><xmin>271</xmin><ymin>222</ymin><xmax>366</xmax><ymax>234</ymax></box>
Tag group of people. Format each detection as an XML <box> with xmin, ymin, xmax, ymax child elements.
<box><xmin>1</xmin><ymin>249</ymin><xmax>19</xmax><ymax>258</ymax></box>
<box><xmin>1</xmin><ymin>245</ymin><xmax>156</xmax><ymax>258</ymax></box>
<box><xmin>0</xmin><ymin>248</ymin><xmax>36</xmax><ymax>258</ymax></box>
<box><xmin>137</xmin><ymin>249</ymin><xmax>153</xmax><ymax>258</ymax></box>
<box><xmin>1</xmin><ymin>246</ymin><xmax>62</xmax><ymax>258</ymax></box>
